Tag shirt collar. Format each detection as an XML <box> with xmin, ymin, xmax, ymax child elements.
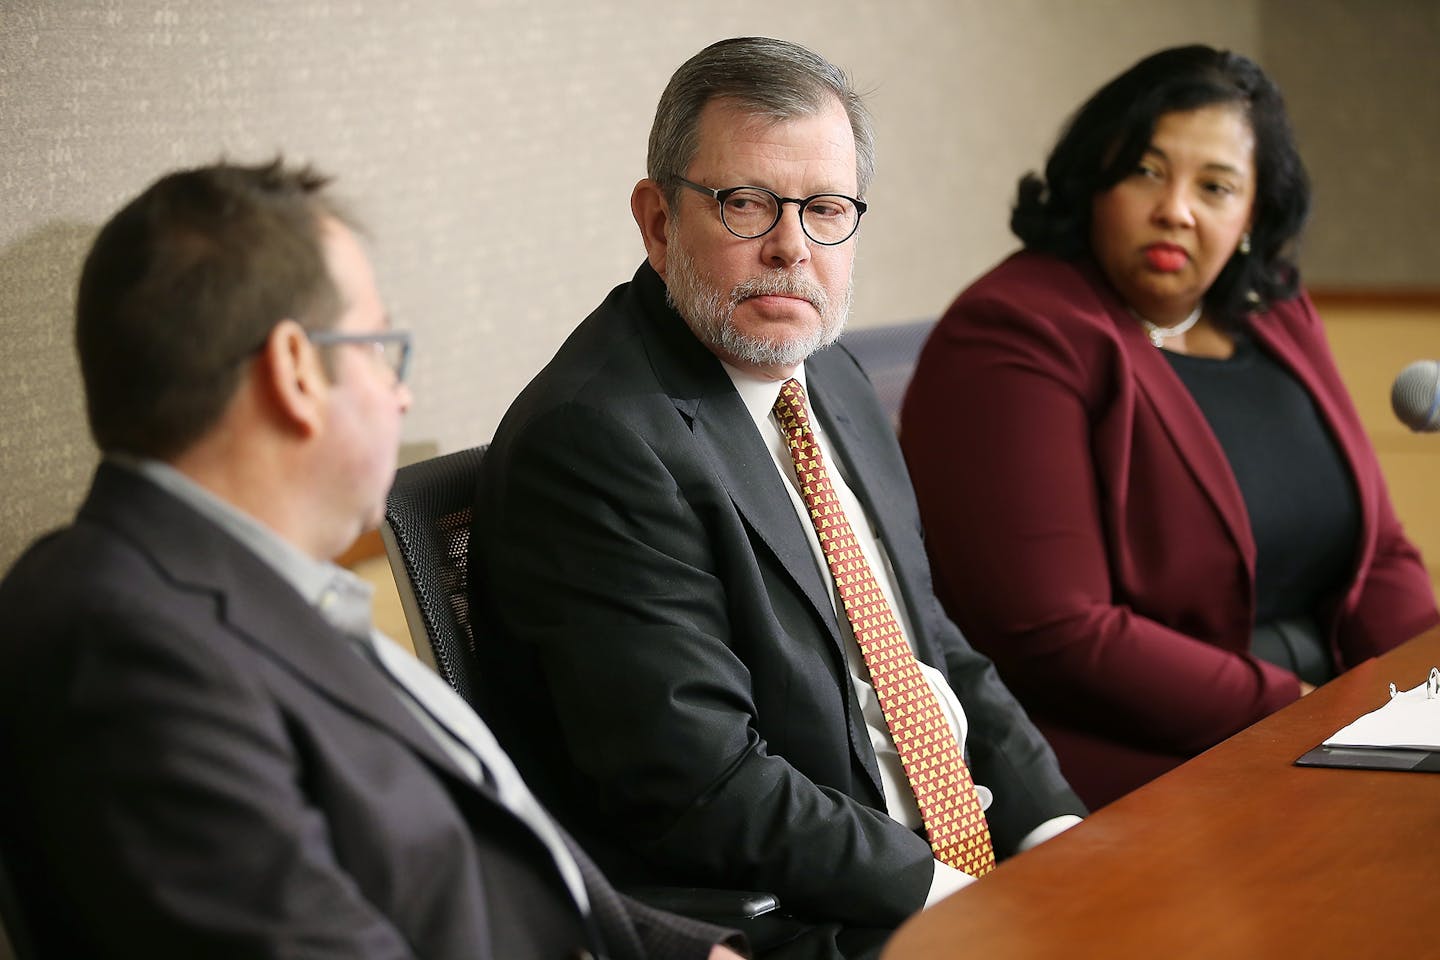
<box><xmin>719</xmin><ymin>360</ymin><xmax>810</xmax><ymax>433</ymax></box>
<box><xmin>107</xmin><ymin>454</ymin><xmax>375</xmax><ymax>638</ymax></box>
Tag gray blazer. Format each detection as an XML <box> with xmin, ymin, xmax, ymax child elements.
<box><xmin>0</xmin><ymin>464</ymin><xmax>728</xmax><ymax>959</ymax></box>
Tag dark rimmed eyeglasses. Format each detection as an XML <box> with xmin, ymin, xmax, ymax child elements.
<box><xmin>672</xmin><ymin>175</ymin><xmax>867</xmax><ymax>246</ymax></box>
<box><xmin>308</xmin><ymin>330</ymin><xmax>413</xmax><ymax>384</ymax></box>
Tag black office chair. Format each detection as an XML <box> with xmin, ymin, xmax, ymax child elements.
<box><xmin>380</xmin><ymin>445</ymin><xmax>488</xmax><ymax>706</ymax></box>
<box><xmin>381</xmin><ymin>447</ymin><xmax>800</xmax><ymax>948</ymax></box>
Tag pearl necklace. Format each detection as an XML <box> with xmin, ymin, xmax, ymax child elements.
<box><xmin>1130</xmin><ymin>304</ymin><xmax>1202</xmax><ymax>348</ymax></box>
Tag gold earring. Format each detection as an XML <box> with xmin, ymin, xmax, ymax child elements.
<box><xmin>1239</xmin><ymin>232</ymin><xmax>1252</xmax><ymax>256</ymax></box>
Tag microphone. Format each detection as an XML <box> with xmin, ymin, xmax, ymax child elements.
<box><xmin>1390</xmin><ymin>360</ymin><xmax>1440</xmax><ymax>432</ymax></box>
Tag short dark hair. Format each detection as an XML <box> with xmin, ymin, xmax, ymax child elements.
<box><xmin>1011</xmin><ymin>45</ymin><xmax>1310</xmax><ymax>322</ymax></box>
<box><xmin>647</xmin><ymin>37</ymin><xmax>875</xmax><ymax>207</ymax></box>
<box><xmin>75</xmin><ymin>159</ymin><xmax>352</xmax><ymax>458</ymax></box>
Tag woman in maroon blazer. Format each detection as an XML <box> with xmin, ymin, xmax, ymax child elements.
<box><xmin>900</xmin><ymin>45</ymin><xmax>1438</xmax><ymax>809</ymax></box>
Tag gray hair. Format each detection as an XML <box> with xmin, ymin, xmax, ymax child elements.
<box><xmin>647</xmin><ymin>37</ymin><xmax>875</xmax><ymax>206</ymax></box>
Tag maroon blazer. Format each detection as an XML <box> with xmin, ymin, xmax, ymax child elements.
<box><xmin>900</xmin><ymin>251</ymin><xmax>1438</xmax><ymax>807</ymax></box>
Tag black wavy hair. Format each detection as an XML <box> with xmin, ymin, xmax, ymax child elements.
<box><xmin>1011</xmin><ymin>44</ymin><xmax>1310</xmax><ymax>323</ymax></box>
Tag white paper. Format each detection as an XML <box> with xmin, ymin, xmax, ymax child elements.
<box><xmin>1324</xmin><ymin>678</ymin><xmax>1440</xmax><ymax>751</ymax></box>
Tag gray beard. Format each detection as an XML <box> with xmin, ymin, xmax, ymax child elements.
<box><xmin>664</xmin><ymin>237</ymin><xmax>852</xmax><ymax>369</ymax></box>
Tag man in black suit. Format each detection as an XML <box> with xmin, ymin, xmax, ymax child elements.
<box><xmin>0</xmin><ymin>160</ymin><xmax>745</xmax><ymax>960</ymax></box>
<box><xmin>471</xmin><ymin>37</ymin><xmax>1086</xmax><ymax>958</ymax></box>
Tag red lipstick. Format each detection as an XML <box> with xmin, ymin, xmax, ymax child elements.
<box><xmin>1144</xmin><ymin>244</ymin><xmax>1187</xmax><ymax>273</ymax></box>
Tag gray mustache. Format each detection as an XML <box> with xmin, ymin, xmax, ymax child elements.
<box><xmin>730</xmin><ymin>271</ymin><xmax>828</xmax><ymax>313</ymax></box>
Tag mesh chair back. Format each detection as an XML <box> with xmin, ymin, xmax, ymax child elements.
<box><xmin>380</xmin><ymin>445</ymin><xmax>488</xmax><ymax>706</ymax></box>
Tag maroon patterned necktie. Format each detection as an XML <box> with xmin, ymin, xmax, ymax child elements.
<box><xmin>773</xmin><ymin>378</ymin><xmax>994</xmax><ymax>877</ymax></box>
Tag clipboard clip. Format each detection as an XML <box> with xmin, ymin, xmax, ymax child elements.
<box><xmin>1390</xmin><ymin>666</ymin><xmax>1440</xmax><ymax>700</ymax></box>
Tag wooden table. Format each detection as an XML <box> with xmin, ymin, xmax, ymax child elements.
<box><xmin>882</xmin><ymin>626</ymin><xmax>1440</xmax><ymax>959</ymax></box>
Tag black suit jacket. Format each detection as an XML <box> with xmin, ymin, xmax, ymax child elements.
<box><xmin>471</xmin><ymin>263</ymin><xmax>1085</xmax><ymax>932</ymax></box>
<box><xmin>0</xmin><ymin>464</ymin><xmax>731</xmax><ymax>960</ymax></box>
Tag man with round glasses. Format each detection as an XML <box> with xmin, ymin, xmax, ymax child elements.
<box><xmin>473</xmin><ymin>37</ymin><xmax>1084</xmax><ymax>958</ymax></box>
<box><xmin>669</xmin><ymin>176</ymin><xmax>867</xmax><ymax>246</ymax></box>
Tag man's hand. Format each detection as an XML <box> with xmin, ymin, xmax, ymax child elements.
<box><xmin>710</xmin><ymin>945</ymin><xmax>748</xmax><ymax>960</ymax></box>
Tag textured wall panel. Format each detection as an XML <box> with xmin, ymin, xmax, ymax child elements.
<box><xmin>1261</xmin><ymin>0</ymin><xmax>1440</xmax><ymax>287</ymax></box>
<box><xmin>0</xmin><ymin>0</ymin><xmax>1268</xmax><ymax>567</ymax></box>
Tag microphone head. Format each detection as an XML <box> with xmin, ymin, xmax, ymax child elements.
<box><xmin>1390</xmin><ymin>360</ymin><xmax>1440</xmax><ymax>432</ymax></box>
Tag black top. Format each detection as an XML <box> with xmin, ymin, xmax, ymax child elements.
<box><xmin>1165</xmin><ymin>335</ymin><xmax>1360</xmax><ymax>638</ymax></box>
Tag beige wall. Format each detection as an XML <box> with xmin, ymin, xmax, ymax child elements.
<box><xmin>0</xmin><ymin>0</ymin><xmax>1434</xmax><ymax>572</ymax></box>
<box><xmin>1261</xmin><ymin>0</ymin><xmax>1440</xmax><ymax>286</ymax></box>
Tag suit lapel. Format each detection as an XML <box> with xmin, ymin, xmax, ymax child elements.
<box><xmin>1247</xmin><ymin>307</ymin><xmax>1377</xmax><ymax>566</ymax></box>
<box><xmin>693</xmin><ymin>401</ymin><xmax>845</xmax><ymax>641</ymax></box>
<box><xmin>808</xmin><ymin>362</ymin><xmax>904</xmax><ymax>571</ymax></box>
<box><xmin>806</xmin><ymin>348</ymin><xmax>950</xmax><ymax>667</ymax></box>
<box><xmin>82</xmin><ymin>466</ymin><xmax>480</xmax><ymax>788</ymax></box>
<box><xmin>1113</xmin><ymin>297</ymin><xmax>1258</xmax><ymax>570</ymax></box>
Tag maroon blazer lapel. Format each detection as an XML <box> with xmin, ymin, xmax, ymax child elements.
<box><xmin>1246</xmin><ymin>296</ymin><xmax>1380</xmax><ymax>598</ymax></box>
<box><xmin>1095</xmin><ymin>275</ymin><xmax>1257</xmax><ymax>575</ymax></box>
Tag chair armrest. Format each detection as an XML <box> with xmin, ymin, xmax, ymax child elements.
<box><xmin>622</xmin><ymin>885</ymin><xmax>807</xmax><ymax>952</ymax></box>
<box><xmin>622</xmin><ymin>885</ymin><xmax>778</xmax><ymax>920</ymax></box>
